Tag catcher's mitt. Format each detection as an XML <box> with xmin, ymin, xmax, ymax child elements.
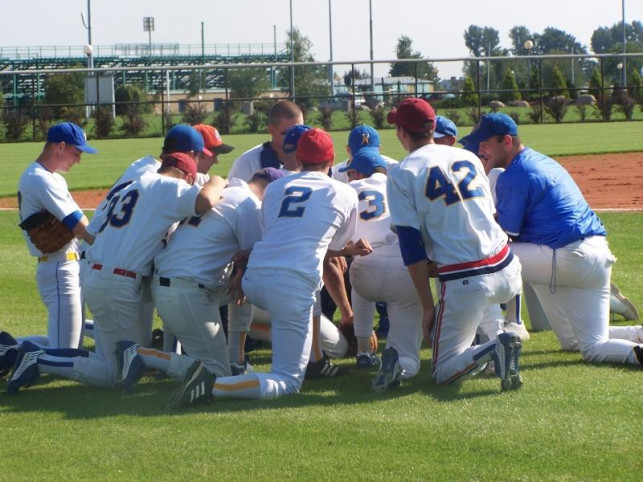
<box><xmin>19</xmin><ymin>211</ymin><xmax>74</xmax><ymax>254</ymax></box>
<box><xmin>338</xmin><ymin>323</ymin><xmax>378</xmax><ymax>358</ymax></box>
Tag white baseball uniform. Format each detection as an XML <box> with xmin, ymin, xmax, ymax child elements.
<box><xmin>18</xmin><ymin>162</ymin><xmax>84</xmax><ymax>349</ymax></box>
<box><xmin>211</xmin><ymin>170</ymin><xmax>358</xmax><ymax>399</ymax></box>
<box><xmin>148</xmin><ymin>178</ymin><xmax>263</xmax><ymax>378</ymax></box>
<box><xmin>387</xmin><ymin>143</ymin><xmax>522</xmax><ymax>384</ymax></box>
<box><xmin>228</xmin><ymin>142</ymin><xmax>280</xmax><ymax>182</ymax></box>
<box><xmin>347</xmin><ymin>173</ymin><xmax>422</xmax><ymax>378</ymax></box>
<box><xmin>35</xmin><ymin>172</ymin><xmax>202</xmax><ymax>388</ymax></box>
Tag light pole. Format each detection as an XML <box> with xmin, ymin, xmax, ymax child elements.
<box><xmin>369</xmin><ymin>0</ymin><xmax>374</xmax><ymax>94</ymax></box>
<box><xmin>328</xmin><ymin>0</ymin><xmax>334</xmax><ymax>96</ymax></box>
<box><xmin>622</xmin><ymin>0</ymin><xmax>627</xmax><ymax>86</ymax></box>
<box><xmin>570</xmin><ymin>45</ymin><xmax>575</xmax><ymax>87</ymax></box>
<box><xmin>617</xmin><ymin>62</ymin><xmax>624</xmax><ymax>87</ymax></box>
<box><xmin>524</xmin><ymin>39</ymin><xmax>534</xmax><ymax>90</ymax></box>
<box><xmin>289</xmin><ymin>0</ymin><xmax>295</xmax><ymax>101</ymax></box>
<box><xmin>486</xmin><ymin>40</ymin><xmax>491</xmax><ymax>92</ymax></box>
<box><xmin>143</xmin><ymin>17</ymin><xmax>154</xmax><ymax>65</ymax></box>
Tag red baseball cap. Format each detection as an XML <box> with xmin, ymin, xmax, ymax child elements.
<box><xmin>193</xmin><ymin>124</ymin><xmax>235</xmax><ymax>154</ymax></box>
<box><xmin>387</xmin><ymin>97</ymin><xmax>436</xmax><ymax>134</ymax></box>
<box><xmin>296</xmin><ymin>128</ymin><xmax>335</xmax><ymax>164</ymax></box>
<box><xmin>160</xmin><ymin>152</ymin><xmax>197</xmax><ymax>179</ymax></box>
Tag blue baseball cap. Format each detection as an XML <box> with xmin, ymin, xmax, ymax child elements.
<box><xmin>163</xmin><ymin>124</ymin><xmax>213</xmax><ymax>156</ymax></box>
<box><xmin>434</xmin><ymin>116</ymin><xmax>457</xmax><ymax>139</ymax></box>
<box><xmin>348</xmin><ymin>125</ymin><xmax>380</xmax><ymax>154</ymax></box>
<box><xmin>338</xmin><ymin>149</ymin><xmax>387</xmax><ymax>176</ymax></box>
<box><xmin>283</xmin><ymin>124</ymin><xmax>312</xmax><ymax>154</ymax></box>
<box><xmin>459</xmin><ymin>113</ymin><xmax>518</xmax><ymax>150</ymax></box>
<box><xmin>47</xmin><ymin>122</ymin><xmax>98</xmax><ymax>154</ymax></box>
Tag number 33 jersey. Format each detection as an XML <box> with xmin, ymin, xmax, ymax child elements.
<box><xmin>247</xmin><ymin>170</ymin><xmax>358</xmax><ymax>287</ymax></box>
<box><xmin>387</xmin><ymin>144</ymin><xmax>507</xmax><ymax>267</ymax></box>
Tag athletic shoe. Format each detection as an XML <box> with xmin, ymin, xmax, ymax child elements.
<box><xmin>115</xmin><ymin>341</ymin><xmax>146</xmax><ymax>392</ymax></box>
<box><xmin>230</xmin><ymin>355</ymin><xmax>254</xmax><ymax>376</ymax></box>
<box><xmin>355</xmin><ymin>351</ymin><xmax>380</xmax><ymax>369</ymax></box>
<box><xmin>167</xmin><ymin>361</ymin><xmax>215</xmax><ymax>411</ymax></box>
<box><xmin>610</xmin><ymin>282</ymin><xmax>639</xmax><ymax>321</ymax></box>
<box><xmin>0</xmin><ymin>331</ymin><xmax>19</xmax><ymax>378</ymax></box>
<box><xmin>634</xmin><ymin>345</ymin><xmax>643</xmax><ymax>366</ymax></box>
<box><xmin>7</xmin><ymin>341</ymin><xmax>44</xmax><ymax>395</ymax></box>
<box><xmin>504</xmin><ymin>321</ymin><xmax>531</xmax><ymax>341</ymax></box>
<box><xmin>372</xmin><ymin>347</ymin><xmax>402</xmax><ymax>393</ymax></box>
<box><xmin>150</xmin><ymin>328</ymin><xmax>164</xmax><ymax>350</ymax></box>
<box><xmin>492</xmin><ymin>332</ymin><xmax>523</xmax><ymax>391</ymax></box>
<box><xmin>305</xmin><ymin>353</ymin><xmax>348</xmax><ymax>379</ymax></box>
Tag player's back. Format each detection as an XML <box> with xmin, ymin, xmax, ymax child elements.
<box><xmin>87</xmin><ymin>171</ymin><xmax>199</xmax><ymax>275</ymax></box>
<box><xmin>349</xmin><ymin>173</ymin><xmax>397</xmax><ymax>248</ymax></box>
<box><xmin>388</xmin><ymin>143</ymin><xmax>505</xmax><ymax>266</ymax></box>
<box><xmin>248</xmin><ymin>171</ymin><xmax>358</xmax><ymax>285</ymax></box>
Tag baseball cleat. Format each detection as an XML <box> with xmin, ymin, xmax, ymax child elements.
<box><xmin>230</xmin><ymin>355</ymin><xmax>254</xmax><ymax>376</ymax></box>
<box><xmin>610</xmin><ymin>282</ymin><xmax>639</xmax><ymax>321</ymax></box>
<box><xmin>305</xmin><ymin>353</ymin><xmax>348</xmax><ymax>379</ymax></box>
<box><xmin>167</xmin><ymin>361</ymin><xmax>215</xmax><ymax>411</ymax></box>
<box><xmin>7</xmin><ymin>341</ymin><xmax>44</xmax><ymax>395</ymax></box>
<box><xmin>0</xmin><ymin>331</ymin><xmax>19</xmax><ymax>378</ymax></box>
<box><xmin>355</xmin><ymin>351</ymin><xmax>380</xmax><ymax>369</ymax></box>
<box><xmin>493</xmin><ymin>332</ymin><xmax>523</xmax><ymax>391</ymax></box>
<box><xmin>504</xmin><ymin>321</ymin><xmax>530</xmax><ymax>341</ymax></box>
<box><xmin>634</xmin><ymin>345</ymin><xmax>643</xmax><ymax>366</ymax></box>
<box><xmin>115</xmin><ymin>341</ymin><xmax>146</xmax><ymax>392</ymax></box>
<box><xmin>372</xmin><ymin>347</ymin><xmax>402</xmax><ymax>393</ymax></box>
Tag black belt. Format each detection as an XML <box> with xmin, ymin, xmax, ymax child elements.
<box><xmin>159</xmin><ymin>276</ymin><xmax>207</xmax><ymax>290</ymax></box>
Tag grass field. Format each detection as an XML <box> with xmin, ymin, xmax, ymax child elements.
<box><xmin>1</xmin><ymin>123</ymin><xmax>641</xmax><ymax>480</ymax></box>
<box><xmin>1</xmin><ymin>121</ymin><xmax>642</xmax><ymax>197</ymax></box>
<box><xmin>0</xmin><ymin>210</ymin><xmax>641</xmax><ymax>480</ymax></box>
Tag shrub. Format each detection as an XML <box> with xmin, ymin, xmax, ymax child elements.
<box><xmin>528</xmin><ymin>105</ymin><xmax>544</xmax><ymax>124</ymax></box>
<box><xmin>544</xmin><ymin>96</ymin><xmax>568</xmax><ymax>123</ymax></box>
<box><xmin>575</xmin><ymin>104</ymin><xmax>588</xmax><ymax>123</ymax></box>
<box><xmin>1</xmin><ymin>107</ymin><xmax>30</xmax><ymax>141</ymax></box>
<box><xmin>181</xmin><ymin>102</ymin><xmax>208</xmax><ymax>125</ymax></box>
<box><xmin>120</xmin><ymin>105</ymin><xmax>147</xmax><ymax>137</ymax></box>
<box><xmin>461</xmin><ymin>76</ymin><xmax>478</xmax><ymax>107</ymax></box>
<box><xmin>369</xmin><ymin>105</ymin><xmax>386</xmax><ymax>129</ymax></box>
<box><xmin>213</xmin><ymin>109</ymin><xmax>230</xmax><ymax>134</ymax></box>
<box><xmin>616</xmin><ymin>96</ymin><xmax>636</xmax><ymax>121</ymax></box>
<box><xmin>444</xmin><ymin>109</ymin><xmax>461</xmax><ymax>126</ymax></box>
<box><xmin>465</xmin><ymin>107</ymin><xmax>481</xmax><ymax>125</ymax></box>
<box><xmin>593</xmin><ymin>95</ymin><xmax>614</xmax><ymax>122</ymax></box>
<box><xmin>507</xmin><ymin>111</ymin><xmax>520</xmax><ymax>125</ymax></box>
<box><xmin>319</xmin><ymin>107</ymin><xmax>333</xmax><ymax>131</ymax></box>
<box><xmin>345</xmin><ymin>108</ymin><xmax>359</xmax><ymax>130</ymax></box>
<box><xmin>246</xmin><ymin>111</ymin><xmax>266</xmax><ymax>133</ymax></box>
<box><xmin>91</xmin><ymin>106</ymin><xmax>115</xmax><ymax>138</ymax></box>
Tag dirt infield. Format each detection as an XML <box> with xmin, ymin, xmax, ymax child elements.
<box><xmin>1</xmin><ymin>152</ymin><xmax>641</xmax><ymax>210</ymax></box>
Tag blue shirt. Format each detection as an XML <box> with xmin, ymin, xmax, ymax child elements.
<box><xmin>495</xmin><ymin>147</ymin><xmax>606</xmax><ymax>249</ymax></box>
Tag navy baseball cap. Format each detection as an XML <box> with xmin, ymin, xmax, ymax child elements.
<box><xmin>434</xmin><ymin>116</ymin><xmax>457</xmax><ymax>139</ymax></box>
<box><xmin>250</xmin><ymin>167</ymin><xmax>286</xmax><ymax>184</ymax></box>
<box><xmin>338</xmin><ymin>149</ymin><xmax>387</xmax><ymax>176</ymax></box>
<box><xmin>348</xmin><ymin>125</ymin><xmax>380</xmax><ymax>154</ymax></box>
<box><xmin>163</xmin><ymin>125</ymin><xmax>213</xmax><ymax>156</ymax></box>
<box><xmin>47</xmin><ymin>122</ymin><xmax>98</xmax><ymax>154</ymax></box>
<box><xmin>459</xmin><ymin>113</ymin><xmax>518</xmax><ymax>148</ymax></box>
<box><xmin>283</xmin><ymin>124</ymin><xmax>312</xmax><ymax>154</ymax></box>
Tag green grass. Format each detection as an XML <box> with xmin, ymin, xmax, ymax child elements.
<box><xmin>1</xmin><ymin>122</ymin><xmax>642</xmax><ymax>198</ymax></box>
<box><xmin>0</xmin><ymin>211</ymin><xmax>641</xmax><ymax>480</ymax></box>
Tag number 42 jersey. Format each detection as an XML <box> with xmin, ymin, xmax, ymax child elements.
<box><xmin>247</xmin><ymin>170</ymin><xmax>358</xmax><ymax>287</ymax></box>
<box><xmin>387</xmin><ymin>143</ymin><xmax>507</xmax><ymax>267</ymax></box>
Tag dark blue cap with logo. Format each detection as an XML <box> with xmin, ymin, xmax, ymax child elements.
<box><xmin>47</xmin><ymin>122</ymin><xmax>98</xmax><ymax>154</ymax></box>
<box><xmin>163</xmin><ymin>124</ymin><xmax>212</xmax><ymax>156</ymax></box>
<box><xmin>348</xmin><ymin>125</ymin><xmax>380</xmax><ymax>154</ymax></box>
<box><xmin>459</xmin><ymin>113</ymin><xmax>518</xmax><ymax>151</ymax></box>
<box><xmin>338</xmin><ymin>149</ymin><xmax>387</xmax><ymax>176</ymax></box>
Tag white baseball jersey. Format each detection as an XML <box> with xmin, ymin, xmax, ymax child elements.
<box><xmin>387</xmin><ymin>143</ymin><xmax>504</xmax><ymax>267</ymax></box>
<box><xmin>247</xmin><ymin>171</ymin><xmax>358</xmax><ymax>287</ymax></box>
<box><xmin>85</xmin><ymin>172</ymin><xmax>200</xmax><ymax>276</ymax></box>
<box><xmin>87</xmin><ymin>155</ymin><xmax>160</xmax><ymax>236</ymax></box>
<box><xmin>228</xmin><ymin>144</ymin><xmax>264</xmax><ymax>182</ymax></box>
<box><xmin>348</xmin><ymin>173</ymin><xmax>397</xmax><ymax>248</ymax></box>
<box><xmin>154</xmin><ymin>178</ymin><xmax>263</xmax><ymax>288</ymax></box>
<box><xmin>332</xmin><ymin>155</ymin><xmax>398</xmax><ymax>184</ymax></box>
<box><xmin>18</xmin><ymin>162</ymin><xmax>83</xmax><ymax>256</ymax></box>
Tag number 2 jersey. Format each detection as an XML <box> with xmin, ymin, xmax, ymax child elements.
<box><xmin>387</xmin><ymin>143</ymin><xmax>507</xmax><ymax>267</ymax></box>
<box><xmin>247</xmin><ymin>170</ymin><xmax>358</xmax><ymax>287</ymax></box>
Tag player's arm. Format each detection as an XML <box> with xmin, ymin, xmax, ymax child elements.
<box><xmin>71</xmin><ymin>214</ymin><xmax>95</xmax><ymax>245</ymax></box>
<box><xmin>322</xmin><ymin>255</ymin><xmax>353</xmax><ymax>325</ymax></box>
<box><xmin>195</xmin><ymin>175</ymin><xmax>227</xmax><ymax>214</ymax></box>
<box><xmin>327</xmin><ymin>238</ymin><xmax>372</xmax><ymax>258</ymax></box>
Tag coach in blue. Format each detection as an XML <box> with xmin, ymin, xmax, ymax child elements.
<box><xmin>461</xmin><ymin>113</ymin><xmax>642</xmax><ymax>366</ymax></box>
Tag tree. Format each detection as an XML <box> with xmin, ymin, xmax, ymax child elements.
<box><xmin>509</xmin><ymin>26</ymin><xmax>533</xmax><ymax>55</ymax></box>
<box><xmin>389</xmin><ymin>36</ymin><xmax>437</xmax><ymax>80</ymax></box>
<box><xmin>500</xmin><ymin>70</ymin><xmax>521</xmax><ymax>102</ymax></box>
<box><xmin>591</xmin><ymin>21</ymin><xmax>643</xmax><ymax>84</ymax></box>
<box><xmin>43</xmin><ymin>71</ymin><xmax>85</xmax><ymax>120</ymax></box>
<box><xmin>588</xmin><ymin>67</ymin><xmax>603</xmax><ymax>100</ymax></box>
<box><xmin>115</xmin><ymin>84</ymin><xmax>151</xmax><ymax>116</ymax></box>
<box><xmin>463</xmin><ymin>26</ymin><xmax>504</xmax><ymax>89</ymax></box>
<box><xmin>628</xmin><ymin>69</ymin><xmax>641</xmax><ymax>100</ymax></box>
<box><xmin>549</xmin><ymin>66</ymin><xmax>569</xmax><ymax>98</ymax></box>
<box><xmin>228</xmin><ymin>68</ymin><xmax>271</xmax><ymax>101</ymax></box>
<box><xmin>278</xmin><ymin>28</ymin><xmax>329</xmax><ymax>109</ymax></box>
<box><xmin>461</xmin><ymin>76</ymin><xmax>478</xmax><ymax>106</ymax></box>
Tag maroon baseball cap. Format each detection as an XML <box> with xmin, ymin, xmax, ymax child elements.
<box><xmin>387</xmin><ymin>97</ymin><xmax>436</xmax><ymax>134</ymax></box>
<box><xmin>296</xmin><ymin>128</ymin><xmax>335</xmax><ymax>164</ymax></box>
<box><xmin>160</xmin><ymin>152</ymin><xmax>197</xmax><ymax>179</ymax></box>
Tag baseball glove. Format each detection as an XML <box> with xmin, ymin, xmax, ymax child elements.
<box><xmin>19</xmin><ymin>211</ymin><xmax>74</xmax><ymax>254</ymax></box>
<box><xmin>338</xmin><ymin>323</ymin><xmax>378</xmax><ymax>358</ymax></box>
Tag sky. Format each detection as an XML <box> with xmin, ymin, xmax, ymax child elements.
<box><xmin>0</xmin><ymin>0</ymin><xmax>640</xmax><ymax>79</ymax></box>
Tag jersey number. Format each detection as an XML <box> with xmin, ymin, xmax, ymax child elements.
<box><xmin>278</xmin><ymin>186</ymin><xmax>312</xmax><ymax>218</ymax></box>
<box><xmin>98</xmin><ymin>190</ymin><xmax>140</xmax><ymax>233</ymax></box>
<box><xmin>359</xmin><ymin>190</ymin><xmax>385</xmax><ymax>220</ymax></box>
<box><xmin>425</xmin><ymin>160</ymin><xmax>484</xmax><ymax>205</ymax></box>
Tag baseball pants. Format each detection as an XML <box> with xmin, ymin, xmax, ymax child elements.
<box><xmin>511</xmin><ymin>237</ymin><xmax>641</xmax><ymax>365</ymax></box>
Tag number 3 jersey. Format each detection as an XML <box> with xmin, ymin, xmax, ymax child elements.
<box><xmin>247</xmin><ymin>170</ymin><xmax>358</xmax><ymax>287</ymax></box>
<box><xmin>387</xmin><ymin>143</ymin><xmax>507</xmax><ymax>267</ymax></box>
<box><xmin>85</xmin><ymin>171</ymin><xmax>200</xmax><ymax>276</ymax></box>
<box><xmin>348</xmin><ymin>172</ymin><xmax>397</xmax><ymax>249</ymax></box>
